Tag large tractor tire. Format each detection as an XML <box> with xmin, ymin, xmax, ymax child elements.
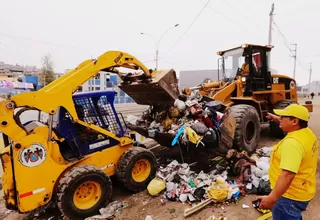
<box><xmin>230</xmin><ymin>104</ymin><xmax>261</xmax><ymax>154</ymax></box>
<box><xmin>56</xmin><ymin>165</ymin><xmax>112</xmax><ymax>219</ymax></box>
<box><xmin>116</xmin><ymin>147</ymin><xmax>157</xmax><ymax>192</ymax></box>
<box><xmin>269</xmin><ymin>100</ymin><xmax>296</xmax><ymax>138</ymax></box>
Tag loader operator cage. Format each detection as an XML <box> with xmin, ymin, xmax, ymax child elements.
<box><xmin>71</xmin><ymin>90</ymin><xmax>126</xmax><ymax>137</ymax></box>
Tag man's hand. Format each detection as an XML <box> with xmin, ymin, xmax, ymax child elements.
<box><xmin>266</xmin><ymin>113</ymin><xmax>280</xmax><ymax>123</ymax></box>
<box><xmin>257</xmin><ymin>195</ymin><xmax>276</xmax><ymax>210</ymax></box>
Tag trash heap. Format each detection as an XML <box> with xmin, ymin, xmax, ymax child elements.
<box><xmin>147</xmin><ymin>160</ymin><xmax>240</xmax><ymax>202</ymax></box>
<box><xmin>247</xmin><ymin>147</ymin><xmax>272</xmax><ymax>195</ymax></box>
<box><xmin>85</xmin><ymin>201</ymin><xmax>128</xmax><ymax>220</ymax></box>
<box><xmin>127</xmin><ymin>91</ymin><xmax>227</xmax><ymax>148</ymax></box>
<box><xmin>146</xmin><ymin>146</ymin><xmax>273</xmax><ymax>217</ymax></box>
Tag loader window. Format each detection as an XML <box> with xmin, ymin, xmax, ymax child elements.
<box><xmin>252</xmin><ymin>53</ymin><xmax>262</xmax><ymax>76</ymax></box>
<box><xmin>223</xmin><ymin>56</ymin><xmax>236</xmax><ymax>79</ymax></box>
<box><xmin>222</xmin><ymin>48</ymin><xmax>244</xmax><ymax>79</ymax></box>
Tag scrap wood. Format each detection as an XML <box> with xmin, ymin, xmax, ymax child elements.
<box><xmin>183</xmin><ymin>198</ymin><xmax>214</xmax><ymax>217</ymax></box>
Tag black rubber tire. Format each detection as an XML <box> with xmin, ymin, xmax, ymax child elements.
<box><xmin>116</xmin><ymin>147</ymin><xmax>157</xmax><ymax>192</ymax></box>
<box><xmin>230</xmin><ymin>104</ymin><xmax>260</xmax><ymax>154</ymax></box>
<box><xmin>56</xmin><ymin>165</ymin><xmax>112</xmax><ymax>219</ymax></box>
<box><xmin>269</xmin><ymin>100</ymin><xmax>296</xmax><ymax>138</ymax></box>
<box><xmin>133</xmin><ymin>141</ymin><xmax>147</xmax><ymax>148</ymax></box>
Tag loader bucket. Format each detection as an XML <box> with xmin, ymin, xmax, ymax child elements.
<box><xmin>118</xmin><ymin>69</ymin><xmax>179</xmax><ymax>106</ymax></box>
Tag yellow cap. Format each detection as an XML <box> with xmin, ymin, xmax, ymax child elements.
<box><xmin>274</xmin><ymin>103</ymin><xmax>309</xmax><ymax>122</ymax></box>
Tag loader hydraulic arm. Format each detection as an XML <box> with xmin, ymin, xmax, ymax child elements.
<box><xmin>9</xmin><ymin>51</ymin><xmax>153</xmax><ymax>120</ymax></box>
<box><xmin>182</xmin><ymin>81</ymin><xmax>225</xmax><ymax>96</ymax></box>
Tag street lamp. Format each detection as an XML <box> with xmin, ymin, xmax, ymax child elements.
<box><xmin>141</xmin><ymin>24</ymin><xmax>179</xmax><ymax>70</ymax></box>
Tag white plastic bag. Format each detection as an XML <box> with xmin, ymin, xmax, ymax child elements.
<box><xmin>259</xmin><ymin>147</ymin><xmax>273</xmax><ymax>157</ymax></box>
<box><xmin>251</xmin><ymin>174</ymin><xmax>260</xmax><ymax>188</ymax></box>
<box><xmin>257</xmin><ymin>158</ymin><xmax>270</xmax><ymax>173</ymax></box>
<box><xmin>262</xmin><ymin>174</ymin><xmax>269</xmax><ymax>181</ymax></box>
<box><xmin>179</xmin><ymin>194</ymin><xmax>188</xmax><ymax>202</ymax></box>
<box><xmin>251</xmin><ymin>165</ymin><xmax>265</xmax><ymax>178</ymax></box>
<box><xmin>174</xmin><ymin>99</ymin><xmax>186</xmax><ymax>112</ymax></box>
<box><xmin>166</xmin><ymin>182</ymin><xmax>176</xmax><ymax>191</ymax></box>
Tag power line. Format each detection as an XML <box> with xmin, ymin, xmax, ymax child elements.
<box><xmin>162</xmin><ymin>0</ymin><xmax>267</xmax><ymax>57</ymax></box>
<box><xmin>0</xmin><ymin>31</ymin><xmax>90</xmax><ymax>53</ymax></box>
<box><xmin>273</xmin><ymin>20</ymin><xmax>309</xmax><ymax>71</ymax></box>
<box><xmin>223</xmin><ymin>1</ymin><xmax>266</xmax><ymax>33</ymax></box>
<box><xmin>202</xmin><ymin>0</ymin><xmax>266</xmax><ymax>39</ymax></box>
<box><xmin>162</xmin><ymin>0</ymin><xmax>211</xmax><ymax>57</ymax></box>
<box><xmin>297</xmin><ymin>60</ymin><xmax>309</xmax><ymax>71</ymax></box>
<box><xmin>203</xmin><ymin>1</ymin><xmax>251</xmax><ymax>33</ymax></box>
<box><xmin>273</xmin><ymin>21</ymin><xmax>294</xmax><ymax>56</ymax></box>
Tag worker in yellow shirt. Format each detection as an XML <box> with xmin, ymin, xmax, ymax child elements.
<box><xmin>241</xmin><ymin>57</ymin><xmax>250</xmax><ymax>76</ymax></box>
<box><xmin>257</xmin><ymin>104</ymin><xmax>318</xmax><ymax>220</ymax></box>
<box><xmin>241</xmin><ymin>57</ymin><xmax>258</xmax><ymax>77</ymax></box>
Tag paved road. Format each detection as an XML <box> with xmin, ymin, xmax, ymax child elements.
<box><xmin>115</xmin><ymin>103</ymin><xmax>148</xmax><ymax>118</ymax></box>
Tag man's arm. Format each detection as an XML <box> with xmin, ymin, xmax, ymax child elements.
<box><xmin>269</xmin><ymin>170</ymin><xmax>295</xmax><ymax>200</ymax></box>
<box><xmin>258</xmin><ymin>170</ymin><xmax>295</xmax><ymax>209</ymax></box>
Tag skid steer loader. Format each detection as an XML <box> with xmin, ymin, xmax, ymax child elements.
<box><xmin>181</xmin><ymin>44</ymin><xmax>312</xmax><ymax>153</ymax></box>
<box><xmin>0</xmin><ymin>51</ymin><xmax>179</xmax><ymax>219</ymax></box>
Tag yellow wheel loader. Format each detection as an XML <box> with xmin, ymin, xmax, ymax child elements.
<box><xmin>0</xmin><ymin>51</ymin><xmax>179</xmax><ymax>219</ymax></box>
<box><xmin>182</xmin><ymin>44</ymin><xmax>312</xmax><ymax>153</ymax></box>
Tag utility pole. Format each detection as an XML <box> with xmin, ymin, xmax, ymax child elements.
<box><xmin>141</xmin><ymin>24</ymin><xmax>179</xmax><ymax>70</ymax></box>
<box><xmin>156</xmin><ymin>50</ymin><xmax>159</xmax><ymax>70</ymax></box>
<box><xmin>309</xmin><ymin>62</ymin><xmax>312</xmax><ymax>93</ymax></box>
<box><xmin>291</xmin><ymin>44</ymin><xmax>297</xmax><ymax>79</ymax></box>
<box><xmin>268</xmin><ymin>3</ymin><xmax>275</xmax><ymax>45</ymax></box>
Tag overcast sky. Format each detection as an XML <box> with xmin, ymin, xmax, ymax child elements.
<box><xmin>0</xmin><ymin>0</ymin><xmax>319</xmax><ymax>86</ymax></box>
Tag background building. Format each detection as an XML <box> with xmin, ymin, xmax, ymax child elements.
<box><xmin>299</xmin><ymin>80</ymin><xmax>320</xmax><ymax>96</ymax></box>
<box><xmin>81</xmin><ymin>72</ymin><xmax>135</xmax><ymax>103</ymax></box>
<box><xmin>179</xmin><ymin>69</ymin><xmax>223</xmax><ymax>89</ymax></box>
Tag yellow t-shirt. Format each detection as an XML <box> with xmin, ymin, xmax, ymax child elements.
<box><xmin>241</xmin><ymin>64</ymin><xmax>249</xmax><ymax>76</ymax></box>
<box><xmin>268</xmin><ymin>127</ymin><xmax>318</xmax><ymax>201</ymax></box>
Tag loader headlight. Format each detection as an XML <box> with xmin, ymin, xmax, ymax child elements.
<box><xmin>106</xmin><ymin>74</ymin><xmax>110</xmax><ymax>81</ymax></box>
<box><xmin>241</xmin><ymin>77</ymin><xmax>246</xmax><ymax>82</ymax></box>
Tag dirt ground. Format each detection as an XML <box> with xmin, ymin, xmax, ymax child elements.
<box><xmin>1</xmin><ymin>96</ymin><xmax>320</xmax><ymax>220</ymax></box>
<box><xmin>112</xmin><ymin>98</ymin><xmax>320</xmax><ymax>220</ymax></box>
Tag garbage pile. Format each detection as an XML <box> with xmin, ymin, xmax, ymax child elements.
<box><xmin>85</xmin><ymin>201</ymin><xmax>128</xmax><ymax>220</ymax></box>
<box><xmin>147</xmin><ymin>159</ymin><xmax>239</xmax><ymax>201</ymax></box>
<box><xmin>127</xmin><ymin>91</ymin><xmax>228</xmax><ymax>149</ymax></box>
<box><xmin>146</xmin><ymin>146</ymin><xmax>272</xmax><ymax>217</ymax></box>
<box><xmin>247</xmin><ymin>147</ymin><xmax>272</xmax><ymax>195</ymax></box>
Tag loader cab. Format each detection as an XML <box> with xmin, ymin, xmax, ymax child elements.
<box><xmin>54</xmin><ymin>90</ymin><xmax>127</xmax><ymax>161</ymax></box>
<box><xmin>217</xmin><ymin>44</ymin><xmax>273</xmax><ymax>95</ymax></box>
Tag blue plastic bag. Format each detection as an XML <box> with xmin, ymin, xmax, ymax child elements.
<box><xmin>171</xmin><ymin>124</ymin><xmax>186</xmax><ymax>146</ymax></box>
